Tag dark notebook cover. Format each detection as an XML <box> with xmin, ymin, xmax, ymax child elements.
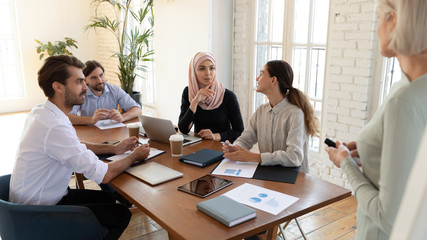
<box><xmin>252</xmin><ymin>165</ymin><xmax>300</xmax><ymax>184</ymax></box>
<box><xmin>179</xmin><ymin>148</ymin><xmax>224</xmax><ymax>167</ymax></box>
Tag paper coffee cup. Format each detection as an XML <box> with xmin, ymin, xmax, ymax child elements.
<box><xmin>127</xmin><ymin>123</ymin><xmax>140</xmax><ymax>138</ymax></box>
<box><xmin>169</xmin><ymin>134</ymin><xmax>184</xmax><ymax>157</ymax></box>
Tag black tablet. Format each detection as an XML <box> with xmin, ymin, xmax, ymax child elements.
<box><xmin>177</xmin><ymin>175</ymin><xmax>233</xmax><ymax>198</ymax></box>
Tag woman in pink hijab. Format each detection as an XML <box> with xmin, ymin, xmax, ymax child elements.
<box><xmin>178</xmin><ymin>52</ymin><xmax>244</xmax><ymax>142</ymax></box>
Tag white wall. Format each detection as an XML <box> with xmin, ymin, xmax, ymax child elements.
<box><xmin>0</xmin><ymin>0</ymin><xmax>98</xmax><ymax>113</ymax></box>
<box><xmin>154</xmin><ymin>0</ymin><xmax>210</xmax><ymax>124</ymax></box>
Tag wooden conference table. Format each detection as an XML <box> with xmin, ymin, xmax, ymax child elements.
<box><xmin>75</xmin><ymin>121</ymin><xmax>351</xmax><ymax>240</ymax></box>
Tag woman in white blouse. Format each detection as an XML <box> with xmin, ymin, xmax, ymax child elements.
<box><xmin>223</xmin><ymin>60</ymin><xmax>319</xmax><ymax>174</ymax></box>
<box><xmin>325</xmin><ymin>0</ymin><xmax>427</xmax><ymax>239</ymax></box>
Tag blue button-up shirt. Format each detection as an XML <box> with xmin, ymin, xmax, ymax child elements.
<box><xmin>70</xmin><ymin>83</ymin><xmax>141</xmax><ymax>116</ymax></box>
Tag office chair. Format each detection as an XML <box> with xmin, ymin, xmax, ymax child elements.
<box><xmin>0</xmin><ymin>174</ymin><xmax>108</xmax><ymax>240</ymax></box>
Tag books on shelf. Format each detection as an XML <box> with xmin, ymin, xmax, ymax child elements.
<box><xmin>197</xmin><ymin>195</ymin><xmax>256</xmax><ymax>227</ymax></box>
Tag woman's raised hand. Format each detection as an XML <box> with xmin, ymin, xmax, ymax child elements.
<box><xmin>193</xmin><ymin>82</ymin><xmax>215</xmax><ymax>103</ymax></box>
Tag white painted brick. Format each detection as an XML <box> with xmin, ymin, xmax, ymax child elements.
<box><xmin>329</xmin><ymin>90</ymin><xmax>352</xmax><ymax>100</ymax></box>
<box><xmin>330</xmin><ymin>40</ymin><xmax>357</xmax><ymax>49</ymax></box>
<box><xmin>359</xmin><ymin>23</ymin><xmax>374</xmax><ymax>31</ymax></box>
<box><xmin>331</xmin><ymin>58</ymin><xmax>355</xmax><ymax>68</ymax></box>
<box><xmin>349</xmin><ymin>0</ymin><xmax>371</xmax><ymax>3</ymax></box>
<box><xmin>340</xmin><ymin>99</ymin><xmax>368</xmax><ymax>110</ymax></box>
<box><xmin>361</xmin><ymin>2</ymin><xmax>376</xmax><ymax>13</ymax></box>
<box><xmin>356</xmin><ymin>59</ymin><xmax>371</xmax><ymax>68</ymax></box>
<box><xmin>353</xmin><ymin>92</ymin><xmax>368</xmax><ymax>101</ymax></box>
<box><xmin>330</xmin><ymin>48</ymin><xmax>343</xmax><ymax>57</ymax></box>
<box><xmin>329</xmin><ymin>66</ymin><xmax>342</xmax><ymax>74</ymax></box>
<box><xmin>330</xmin><ymin>31</ymin><xmax>345</xmax><ymax>40</ymax></box>
<box><xmin>330</xmin><ymin>122</ymin><xmax>349</xmax><ymax>131</ymax></box>
<box><xmin>335</xmin><ymin>5</ymin><xmax>361</xmax><ymax>14</ymax></box>
<box><xmin>333</xmin><ymin>23</ymin><xmax>358</xmax><ymax>31</ymax></box>
<box><xmin>341</xmin><ymin>83</ymin><xmax>368</xmax><ymax>93</ymax></box>
<box><xmin>326</xmin><ymin>98</ymin><xmax>339</xmax><ymax>106</ymax></box>
<box><xmin>328</xmin><ymin>82</ymin><xmax>340</xmax><ymax>90</ymax></box>
<box><xmin>338</xmin><ymin>115</ymin><xmax>364</xmax><ymax>127</ymax></box>
<box><xmin>343</xmin><ymin>66</ymin><xmax>370</xmax><ymax>76</ymax></box>
<box><xmin>327</xmin><ymin>113</ymin><xmax>337</xmax><ymax>122</ymax></box>
<box><xmin>328</xmin><ymin>75</ymin><xmax>354</xmax><ymax>83</ymax></box>
<box><xmin>345</xmin><ymin>31</ymin><xmax>374</xmax><ymax>41</ymax></box>
<box><xmin>358</xmin><ymin>40</ymin><xmax>375</xmax><ymax>49</ymax></box>
<box><xmin>347</xmin><ymin>13</ymin><xmax>375</xmax><ymax>22</ymax></box>
<box><xmin>343</xmin><ymin>48</ymin><xmax>373</xmax><ymax>59</ymax></box>
<box><xmin>351</xmin><ymin>109</ymin><xmax>367</xmax><ymax>119</ymax></box>
<box><xmin>354</xmin><ymin>77</ymin><xmax>370</xmax><ymax>85</ymax></box>
<box><xmin>327</xmin><ymin>106</ymin><xmax>350</xmax><ymax>115</ymax></box>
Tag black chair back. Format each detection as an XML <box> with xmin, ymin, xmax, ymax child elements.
<box><xmin>0</xmin><ymin>174</ymin><xmax>11</xmax><ymax>201</ymax></box>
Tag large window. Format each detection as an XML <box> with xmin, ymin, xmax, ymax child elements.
<box><xmin>253</xmin><ymin>0</ymin><xmax>330</xmax><ymax>150</ymax></box>
<box><xmin>379</xmin><ymin>57</ymin><xmax>401</xmax><ymax>105</ymax></box>
<box><xmin>129</xmin><ymin>0</ymin><xmax>155</xmax><ymax>105</ymax></box>
<box><xmin>0</xmin><ymin>0</ymin><xmax>25</xmax><ymax>100</ymax></box>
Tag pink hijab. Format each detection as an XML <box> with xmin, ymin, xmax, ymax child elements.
<box><xmin>188</xmin><ymin>52</ymin><xmax>225</xmax><ymax>110</ymax></box>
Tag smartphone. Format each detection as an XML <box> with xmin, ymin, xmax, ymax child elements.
<box><xmin>324</xmin><ymin>138</ymin><xmax>336</xmax><ymax>148</ymax></box>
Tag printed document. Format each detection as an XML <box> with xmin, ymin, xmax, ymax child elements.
<box><xmin>224</xmin><ymin>183</ymin><xmax>299</xmax><ymax>215</ymax></box>
<box><xmin>212</xmin><ymin>159</ymin><xmax>259</xmax><ymax>178</ymax></box>
<box><xmin>107</xmin><ymin>148</ymin><xmax>164</xmax><ymax>161</ymax></box>
<box><xmin>95</xmin><ymin>119</ymin><xmax>126</xmax><ymax>129</ymax></box>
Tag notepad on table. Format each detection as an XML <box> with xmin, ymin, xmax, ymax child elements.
<box><xmin>179</xmin><ymin>148</ymin><xmax>224</xmax><ymax>167</ymax></box>
<box><xmin>197</xmin><ymin>195</ymin><xmax>256</xmax><ymax>227</ymax></box>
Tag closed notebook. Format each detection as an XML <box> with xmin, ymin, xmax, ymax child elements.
<box><xmin>197</xmin><ymin>195</ymin><xmax>256</xmax><ymax>227</ymax></box>
<box><xmin>179</xmin><ymin>148</ymin><xmax>224</xmax><ymax>167</ymax></box>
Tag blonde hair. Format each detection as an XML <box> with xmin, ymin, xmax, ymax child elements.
<box><xmin>377</xmin><ymin>0</ymin><xmax>427</xmax><ymax>56</ymax></box>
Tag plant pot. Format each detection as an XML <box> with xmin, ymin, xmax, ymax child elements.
<box><xmin>131</xmin><ymin>91</ymin><xmax>142</xmax><ymax>106</ymax></box>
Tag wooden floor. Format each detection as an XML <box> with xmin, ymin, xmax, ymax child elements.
<box><xmin>71</xmin><ymin>177</ymin><xmax>357</xmax><ymax>240</ymax></box>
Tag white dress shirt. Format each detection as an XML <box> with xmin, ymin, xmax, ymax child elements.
<box><xmin>10</xmin><ymin>100</ymin><xmax>108</xmax><ymax>205</ymax></box>
<box><xmin>234</xmin><ymin>97</ymin><xmax>309</xmax><ymax>173</ymax></box>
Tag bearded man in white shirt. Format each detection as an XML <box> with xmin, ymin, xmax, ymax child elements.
<box><xmin>9</xmin><ymin>55</ymin><xmax>150</xmax><ymax>240</ymax></box>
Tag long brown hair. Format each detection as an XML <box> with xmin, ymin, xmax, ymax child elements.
<box><xmin>266</xmin><ymin>60</ymin><xmax>320</xmax><ymax>137</ymax></box>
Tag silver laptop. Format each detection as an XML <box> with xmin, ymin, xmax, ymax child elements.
<box><xmin>126</xmin><ymin>162</ymin><xmax>183</xmax><ymax>185</ymax></box>
<box><xmin>138</xmin><ymin>115</ymin><xmax>202</xmax><ymax>146</ymax></box>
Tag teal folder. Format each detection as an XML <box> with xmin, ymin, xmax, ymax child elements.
<box><xmin>197</xmin><ymin>195</ymin><xmax>256</xmax><ymax>227</ymax></box>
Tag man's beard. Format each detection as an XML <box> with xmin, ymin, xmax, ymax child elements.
<box><xmin>64</xmin><ymin>87</ymin><xmax>86</xmax><ymax>108</ymax></box>
<box><xmin>92</xmin><ymin>82</ymin><xmax>105</xmax><ymax>92</ymax></box>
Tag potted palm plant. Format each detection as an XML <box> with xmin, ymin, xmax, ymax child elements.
<box><xmin>85</xmin><ymin>0</ymin><xmax>154</xmax><ymax>103</ymax></box>
<box><xmin>35</xmin><ymin>37</ymin><xmax>78</xmax><ymax>60</ymax></box>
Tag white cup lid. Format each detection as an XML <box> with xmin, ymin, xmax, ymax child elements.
<box><xmin>169</xmin><ymin>134</ymin><xmax>184</xmax><ymax>141</ymax></box>
<box><xmin>127</xmin><ymin>122</ymin><xmax>140</xmax><ymax>128</ymax></box>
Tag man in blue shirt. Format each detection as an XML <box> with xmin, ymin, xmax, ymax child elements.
<box><xmin>68</xmin><ymin>60</ymin><xmax>142</xmax><ymax>125</ymax></box>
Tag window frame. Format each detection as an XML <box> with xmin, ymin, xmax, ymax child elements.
<box><xmin>250</xmin><ymin>0</ymin><xmax>329</xmax><ymax>151</ymax></box>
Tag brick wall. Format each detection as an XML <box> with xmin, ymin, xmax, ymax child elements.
<box><xmin>233</xmin><ymin>0</ymin><xmax>380</xmax><ymax>189</ymax></box>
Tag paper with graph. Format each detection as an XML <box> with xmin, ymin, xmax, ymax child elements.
<box><xmin>223</xmin><ymin>183</ymin><xmax>299</xmax><ymax>215</ymax></box>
